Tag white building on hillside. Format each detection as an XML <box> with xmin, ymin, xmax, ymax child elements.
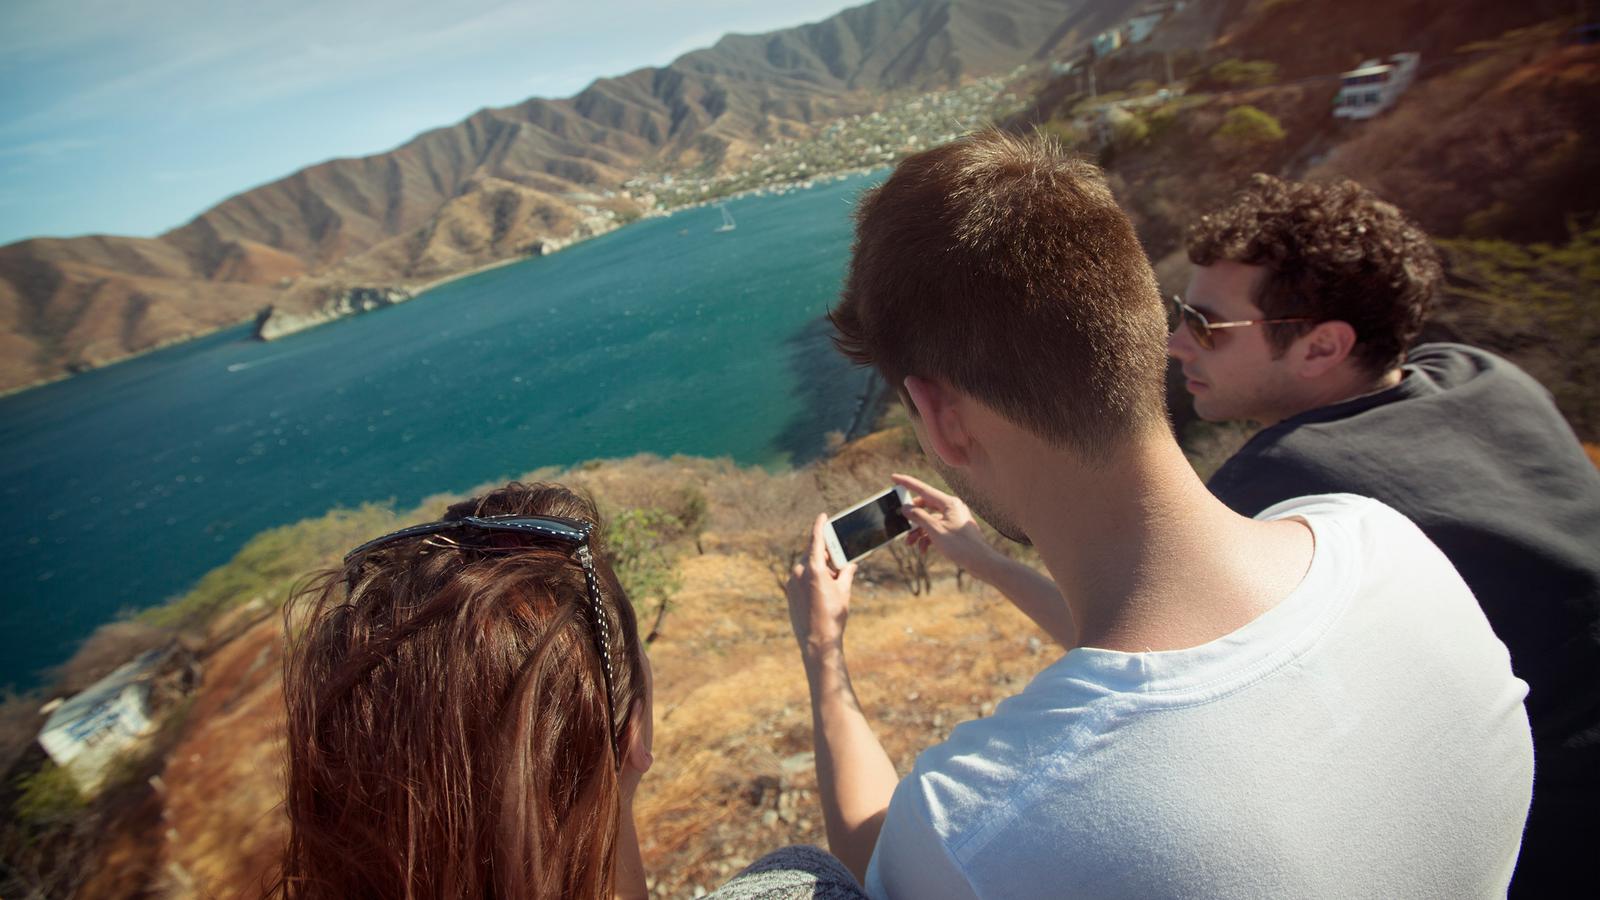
<box><xmin>1333</xmin><ymin>52</ymin><xmax>1421</xmax><ymax>119</ymax></box>
<box><xmin>1092</xmin><ymin>28</ymin><xmax>1123</xmax><ymax>57</ymax></box>
<box><xmin>37</xmin><ymin>647</ymin><xmax>169</xmax><ymax>792</ymax></box>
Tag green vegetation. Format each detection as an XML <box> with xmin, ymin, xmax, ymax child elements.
<box><xmin>1144</xmin><ymin>101</ymin><xmax>1184</xmax><ymax>141</ymax></box>
<box><xmin>1070</xmin><ymin>89</ymin><xmax>1131</xmax><ymax>116</ymax></box>
<box><xmin>1108</xmin><ymin>108</ymin><xmax>1151</xmax><ymax>148</ymax></box>
<box><xmin>669</xmin><ymin>485</ymin><xmax>710</xmax><ymax>555</ymax></box>
<box><xmin>139</xmin><ymin>504</ymin><xmax>397</xmax><ymax>631</ymax></box>
<box><xmin>1214</xmin><ymin>105</ymin><xmax>1286</xmax><ymax>147</ymax></box>
<box><xmin>12</xmin><ymin>762</ymin><xmax>83</xmax><ymax>827</ymax></box>
<box><xmin>1209</xmin><ymin>59</ymin><xmax>1279</xmax><ymax>88</ymax></box>
<box><xmin>1435</xmin><ymin>222</ymin><xmax>1600</xmax><ymax>440</ymax></box>
<box><xmin>1037</xmin><ymin>118</ymin><xmax>1090</xmax><ymax>149</ymax></box>
<box><xmin>606</xmin><ymin>507</ymin><xmax>685</xmax><ymax>641</ymax></box>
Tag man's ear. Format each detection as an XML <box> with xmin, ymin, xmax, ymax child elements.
<box><xmin>1295</xmin><ymin>320</ymin><xmax>1357</xmax><ymax>378</ymax></box>
<box><xmin>903</xmin><ymin>376</ymin><xmax>972</xmax><ymax>468</ymax></box>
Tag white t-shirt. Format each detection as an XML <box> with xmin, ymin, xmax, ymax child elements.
<box><xmin>864</xmin><ymin>494</ymin><xmax>1533</xmax><ymax>899</ymax></box>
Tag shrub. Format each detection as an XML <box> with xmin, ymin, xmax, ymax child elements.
<box><xmin>139</xmin><ymin>504</ymin><xmax>397</xmax><ymax>632</ymax></box>
<box><xmin>607</xmin><ymin>507</ymin><xmax>683</xmax><ymax>641</ymax></box>
<box><xmin>1108</xmin><ymin>108</ymin><xmax>1151</xmax><ymax>148</ymax></box>
<box><xmin>665</xmin><ymin>485</ymin><xmax>709</xmax><ymax>554</ymax></box>
<box><xmin>1209</xmin><ymin>59</ymin><xmax>1278</xmax><ymax>88</ymax></box>
<box><xmin>1214</xmin><ymin>105</ymin><xmax>1286</xmax><ymax>147</ymax></box>
<box><xmin>1145</xmin><ymin>102</ymin><xmax>1182</xmax><ymax>140</ymax></box>
<box><xmin>1434</xmin><ymin>222</ymin><xmax>1600</xmax><ymax>440</ymax></box>
<box><xmin>1037</xmin><ymin>118</ymin><xmax>1089</xmax><ymax>148</ymax></box>
<box><xmin>12</xmin><ymin>762</ymin><xmax>84</xmax><ymax>828</ymax></box>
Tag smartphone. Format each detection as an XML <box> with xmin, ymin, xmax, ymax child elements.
<box><xmin>823</xmin><ymin>485</ymin><xmax>914</xmax><ymax>567</ymax></box>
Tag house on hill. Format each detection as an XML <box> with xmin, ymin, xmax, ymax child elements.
<box><xmin>1333</xmin><ymin>52</ymin><xmax>1421</xmax><ymax>119</ymax></box>
<box><xmin>1093</xmin><ymin>28</ymin><xmax>1123</xmax><ymax>58</ymax></box>
<box><xmin>36</xmin><ymin>644</ymin><xmax>196</xmax><ymax>792</ymax></box>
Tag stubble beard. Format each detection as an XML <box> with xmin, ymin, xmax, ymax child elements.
<box><xmin>932</xmin><ymin>460</ymin><xmax>1032</xmax><ymax>547</ymax></box>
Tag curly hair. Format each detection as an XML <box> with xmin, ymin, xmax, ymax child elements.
<box><xmin>1186</xmin><ymin>174</ymin><xmax>1441</xmax><ymax>374</ymax></box>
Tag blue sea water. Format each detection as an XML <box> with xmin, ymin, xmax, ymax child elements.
<box><xmin>0</xmin><ymin>171</ymin><xmax>885</xmax><ymax>691</ymax></box>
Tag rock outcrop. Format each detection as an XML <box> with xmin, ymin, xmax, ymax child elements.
<box><xmin>253</xmin><ymin>287</ymin><xmax>414</xmax><ymax>341</ymax></box>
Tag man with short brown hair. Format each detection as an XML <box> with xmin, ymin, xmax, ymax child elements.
<box><xmin>829</xmin><ymin>138</ymin><xmax>1171</xmax><ymax>463</ymax></box>
<box><xmin>1172</xmin><ymin>174</ymin><xmax>1600</xmax><ymax>897</ymax></box>
<box><xmin>784</xmin><ymin>131</ymin><xmax>1532</xmax><ymax>898</ymax></box>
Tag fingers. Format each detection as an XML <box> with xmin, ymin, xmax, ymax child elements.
<box><xmin>808</xmin><ymin>513</ymin><xmax>831</xmax><ymax>569</ymax></box>
<box><xmin>839</xmin><ymin>562</ymin><xmax>858</xmax><ymax>589</ymax></box>
<box><xmin>903</xmin><ymin>505</ymin><xmax>944</xmax><ymax>534</ymax></box>
<box><xmin>792</xmin><ymin>563</ymin><xmax>804</xmax><ymax>578</ymax></box>
<box><xmin>892</xmin><ymin>473</ymin><xmax>952</xmax><ymax>506</ymax></box>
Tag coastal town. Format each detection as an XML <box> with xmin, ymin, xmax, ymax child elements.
<box><xmin>623</xmin><ymin>73</ymin><xmax>1029</xmax><ymax>210</ymax></box>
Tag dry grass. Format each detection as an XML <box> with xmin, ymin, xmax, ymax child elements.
<box><xmin>633</xmin><ymin>551</ymin><xmax>1047</xmax><ymax>897</ymax></box>
<box><xmin>54</xmin><ymin>431</ymin><xmax>1062</xmax><ymax>898</ymax></box>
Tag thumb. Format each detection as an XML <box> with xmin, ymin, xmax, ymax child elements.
<box><xmin>839</xmin><ymin>562</ymin><xmax>859</xmax><ymax>590</ymax></box>
<box><xmin>792</xmin><ymin>563</ymin><xmax>804</xmax><ymax>578</ymax></box>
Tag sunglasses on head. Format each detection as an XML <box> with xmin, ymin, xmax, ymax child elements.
<box><xmin>345</xmin><ymin>514</ymin><xmax>623</xmax><ymax>768</ymax></box>
<box><xmin>1169</xmin><ymin>295</ymin><xmax>1315</xmax><ymax>351</ymax></box>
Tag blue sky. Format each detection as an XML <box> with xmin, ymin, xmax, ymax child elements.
<box><xmin>0</xmin><ymin>0</ymin><xmax>859</xmax><ymax>246</ymax></box>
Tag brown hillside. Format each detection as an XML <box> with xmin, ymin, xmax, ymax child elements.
<box><xmin>1</xmin><ymin>0</ymin><xmax>1132</xmax><ymax>394</ymax></box>
<box><xmin>25</xmin><ymin>443</ymin><xmax>1054</xmax><ymax>898</ymax></box>
<box><xmin>1310</xmin><ymin>30</ymin><xmax>1600</xmax><ymax>242</ymax></box>
<box><xmin>1213</xmin><ymin>0</ymin><xmax>1574</xmax><ymax>79</ymax></box>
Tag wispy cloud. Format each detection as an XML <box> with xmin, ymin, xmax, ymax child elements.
<box><xmin>0</xmin><ymin>138</ymin><xmax>97</xmax><ymax>159</ymax></box>
<box><xmin>0</xmin><ymin>0</ymin><xmax>863</xmax><ymax>244</ymax></box>
<box><xmin>0</xmin><ymin>1</ymin><xmax>566</xmax><ymax>135</ymax></box>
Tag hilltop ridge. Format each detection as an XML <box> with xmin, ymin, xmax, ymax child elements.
<box><xmin>0</xmin><ymin>0</ymin><xmax>1139</xmax><ymax>393</ymax></box>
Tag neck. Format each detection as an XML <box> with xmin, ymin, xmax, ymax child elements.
<box><xmin>1011</xmin><ymin>434</ymin><xmax>1312</xmax><ymax>652</ymax></box>
<box><xmin>1262</xmin><ymin>365</ymin><xmax>1402</xmax><ymax>428</ymax></box>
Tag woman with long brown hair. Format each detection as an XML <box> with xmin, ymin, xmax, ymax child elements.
<box><xmin>276</xmin><ymin>482</ymin><xmax>653</xmax><ymax>898</ymax></box>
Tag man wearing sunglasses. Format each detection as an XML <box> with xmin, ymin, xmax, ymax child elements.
<box><xmin>785</xmin><ymin>132</ymin><xmax>1532</xmax><ymax>899</ymax></box>
<box><xmin>1171</xmin><ymin>174</ymin><xmax>1600</xmax><ymax>897</ymax></box>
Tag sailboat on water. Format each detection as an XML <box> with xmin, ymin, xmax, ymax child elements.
<box><xmin>714</xmin><ymin>202</ymin><xmax>736</xmax><ymax>233</ymax></box>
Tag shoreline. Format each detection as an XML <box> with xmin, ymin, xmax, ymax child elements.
<box><xmin>1</xmin><ymin>166</ymin><xmax>889</xmax><ymax>400</ymax></box>
<box><xmin>375</xmin><ymin>163</ymin><xmax>887</xmax><ymax>300</ymax></box>
<box><xmin>0</xmin><ymin>317</ymin><xmax>262</xmax><ymax>400</ymax></box>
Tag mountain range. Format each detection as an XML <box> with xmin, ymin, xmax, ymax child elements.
<box><xmin>0</xmin><ymin>0</ymin><xmax>1141</xmax><ymax>393</ymax></box>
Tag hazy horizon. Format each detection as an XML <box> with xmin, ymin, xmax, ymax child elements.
<box><xmin>0</xmin><ymin>0</ymin><xmax>861</xmax><ymax>247</ymax></box>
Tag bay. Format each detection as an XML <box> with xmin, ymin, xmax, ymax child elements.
<box><xmin>0</xmin><ymin>171</ymin><xmax>885</xmax><ymax>691</ymax></box>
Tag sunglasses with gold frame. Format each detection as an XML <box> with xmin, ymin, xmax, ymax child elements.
<box><xmin>1169</xmin><ymin>295</ymin><xmax>1315</xmax><ymax>351</ymax></box>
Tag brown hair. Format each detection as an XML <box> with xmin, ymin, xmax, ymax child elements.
<box><xmin>830</xmin><ymin>129</ymin><xmax>1170</xmax><ymax>461</ymax></box>
<box><xmin>276</xmin><ymin>482</ymin><xmax>645</xmax><ymax>899</ymax></box>
<box><xmin>1186</xmin><ymin>174</ymin><xmax>1441</xmax><ymax>373</ymax></box>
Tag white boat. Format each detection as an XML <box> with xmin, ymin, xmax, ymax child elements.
<box><xmin>714</xmin><ymin>203</ymin><xmax>736</xmax><ymax>233</ymax></box>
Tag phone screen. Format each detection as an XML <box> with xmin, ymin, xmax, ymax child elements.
<box><xmin>833</xmin><ymin>489</ymin><xmax>912</xmax><ymax>562</ymax></box>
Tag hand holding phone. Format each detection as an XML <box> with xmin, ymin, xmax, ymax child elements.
<box><xmin>892</xmin><ymin>473</ymin><xmax>996</xmax><ymax>574</ymax></box>
<box><xmin>786</xmin><ymin>513</ymin><xmax>858</xmax><ymax>658</ymax></box>
<box><xmin>822</xmin><ymin>485</ymin><xmax>914</xmax><ymax>568</ymax></box>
